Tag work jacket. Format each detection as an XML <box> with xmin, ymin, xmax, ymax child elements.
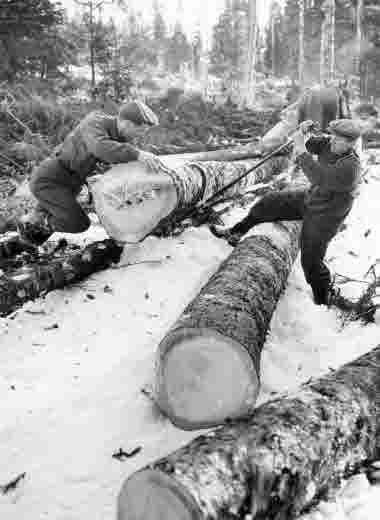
<box><xmin>55</xmin><ymin>111</ymin><xmax>140</xmax><ymax>185</ymax></box>
<box><xmin>296</xmin><ymin>135</ymin><xmax>361</xmax><ymax>215</ymax></box>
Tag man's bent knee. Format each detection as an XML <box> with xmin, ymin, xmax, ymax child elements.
<box><xmin>51</xmin><ymin>213</ymin><xmax>91</xmax><ymax>234</ymax></box>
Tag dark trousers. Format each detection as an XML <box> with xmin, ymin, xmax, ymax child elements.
<box><xmin>231</xmin><ymin>189</ymin><xmax>353</xmax><ymax>304</ymax></box>
<box><xmin>29</xmin><ymin>157</ymin><xmax>91</xmax><ymax>233</ymax></box>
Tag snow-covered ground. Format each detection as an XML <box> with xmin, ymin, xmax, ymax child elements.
<box><xmin>1</xmin><ymin>153</ymin><xmax>380</xmax><ymax>519</ymax></box>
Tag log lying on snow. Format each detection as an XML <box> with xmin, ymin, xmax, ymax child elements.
<box><xmin>119</xmin><ymin>345</ymin><xmax>380</xmax><ymax>520</ymax></box>
<box><xmin>0</xmin><ymin>239</ymin><xmax>122</xmax><ymax>317</ymax></box>
<box><xmin>155</xmin><ymin>221</ymin><xmax>301</xmax><ymax>430</ymax></box>
<box><xmin>89</xmin><ymin>155</ymin><xmax>289</xmax><ymax>243</ymax></box>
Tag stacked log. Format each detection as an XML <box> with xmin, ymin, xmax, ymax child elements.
<box><xmin>89</xmin><ymin>155</ymin><xmax>289</xmax><ymax>243</ymax></box>
<box><xmin>0</xmin><ymin>239</ymin><xmax>122</xmax><ymax>317</ymax></box>
<box><xmin>155</xmin><ymin>221</ymin><xmax>301</xmax><ymax>430</ymax></box>
<box><xmin>119</xmin><ymin>345</ymin><xmax>380</xmax><ymax>520</ymax></box>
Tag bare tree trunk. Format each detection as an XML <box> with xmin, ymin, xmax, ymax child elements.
<box><xmin>298</xmin><ymin>0</ymin><xmax>305</xmax><ymax>84</ymax></box>
<box><xmin>321</xmin><ymin>0</ymin><xmax>335</xmax><ymax>84</ymax></box>
<box><xmin>320</xmin><ymin>24</ymin><xmax>327</xmax><ymax>85</ymax></box>
<box><xmin>119</xmin><ymin>345</ymin><xmax>380</xmax><ymax>520</ymax></box>
<box><xmin>271</xmin><ymin>8</ymin><xmax>276</xmax><ymax>76</ymax></box>
<box><xmin>89</xmin><ymin>2</ymin><xmax>96</xmax><ymax>94</ymax></box>
<box><xmin>155</xmin><ymin>220</ymin><xmax>301</xmax><ymax>430</ymax></box>
<box><xmin>242</xmin><ymin>0</ymin><xmax>257</xmax><ymax>107</ymax></box>
<box><xmin>357</xmin><ymin>0</ymin><xmax>364</xmax><ymax>98</ymax></box>
<box><xmin>330</xmin><ymin>0</ymin><xmax>336</xmax><ymax>82</ymax></box>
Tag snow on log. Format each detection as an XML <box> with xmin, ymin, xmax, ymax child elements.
<box><xmin>89</xmin><ymin>155</ymin><xmax>289</xmax><ymax>243</ymax></box>
<box><xmin>155</xmin><ymin>221</ymin><xmax>301</xmax><ymax>430</ymax></box>
<box><xmin>0</xmin><ymin>239</ymin><xmax>122</xmax><ymax>317</ymax></box>
<box><xmin>119</xmin><ymin>345</ymin><xmax>380</xmax><ymax>520</ymax></box>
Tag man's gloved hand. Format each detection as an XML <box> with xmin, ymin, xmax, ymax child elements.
<box><xmin>292</xmin><ymin>129</ymin><xmax>307</xmax><ymax>155</ymax></box>
<box><xmin>137</xmin><ymin>150</ymin><xmax>165</xmax><ymax>173</ymax></box>
<box><xmin>299</xmin><ymin>119</ymin><xmax>317</xmax><ymax>135</ymax></box>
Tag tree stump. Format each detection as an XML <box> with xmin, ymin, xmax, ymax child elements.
<box><xmin>119</xmin><ymin>345</ymin><xmax>380</xmax><ymax>520</ymax></box>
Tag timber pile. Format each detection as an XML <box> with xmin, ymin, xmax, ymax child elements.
<box><xmin>0</xmin><ymin>238</ymin><xmax>122</xmax><ymax>317</ymax></box>
<box><xmin>155</xmin><ymin>221</ymin><xmax>301</xmax><ymax>430</ymax></box>
<box><xmin>119</xmin><ymin>345</ymin><xmax>380</xmax><ymax>520</ymax></box>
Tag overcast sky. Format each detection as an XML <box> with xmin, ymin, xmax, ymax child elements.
<box><xmin>59</xmin><ymin>0</ymin><xmax>277</xmax><ymax>47</ymax></box>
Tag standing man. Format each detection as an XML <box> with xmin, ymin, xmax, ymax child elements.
<box><xmin>18</xmin><ymin>100</ymin><xmax>162</xmax><ymax>246</ymax></box>
<box><xmin>210</xmin><ymin>119</ymin><xmax>362</xmax><ymax>306</ymax></box>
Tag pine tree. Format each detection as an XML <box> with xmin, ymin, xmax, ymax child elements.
<box><xmin>165</xmin><ymin>22</ymin><xmax>192</xmax><ymax>73</ymax></box>
<box><xmin>210</xmin><ymin>0</ymin><xmax>249</xmax><ymax>96</ymax></box>
<box><xmin>74</xmin><ymin>0</ymin><xmax>127</xmax><ymax>95</ymax></box>
<box><xmin>0</xmin><ymin>0</ymin><xmax>64</xmax><ymax>81</ymax></box>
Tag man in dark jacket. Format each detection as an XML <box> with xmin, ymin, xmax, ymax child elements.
<box><xmin>18</xmin><ymin>100</ymin><xmax>162</xmax><ymax>245</ymax></box>
<box><xmin>210</xmin><ymin>119</ymin><xmax>362</xmax><ymax>306</ymax></box>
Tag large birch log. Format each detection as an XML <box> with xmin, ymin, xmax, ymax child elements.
<box><xmin>155</xmin><ymin>221</ymin><xmax>301</xmax><ymax>430</ymax></box>
<box><xmin>119</xmin><ymin>345</ymin><xmax>380</xmax><ymax>520</ymax></box>
<box><xmin>0</xmin><ymin>239</ymin><xmax>122</xmax><ymax>317</ymax></box>
<box><xmin>89</xmin><ymin>155</ymin><xmax>289</xmax><ymax>243</ymax></box>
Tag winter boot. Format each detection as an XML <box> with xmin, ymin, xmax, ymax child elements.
<box><xmin>17</xmin><ymin>209</ymin><xmax>54</xmax><ymax>246</ymax></box>
<box><xmin>209</xmin><ymin>224</ymin><xmax>243</xmax><ymax>247</ymax></box>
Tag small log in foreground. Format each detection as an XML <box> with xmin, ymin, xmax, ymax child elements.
<box><xmin>89</xmin><ymin>155</ymin><xmax>289</xmax><ymax>243</ymax></box>
<box><xmin>0</xmin><ymin>239</ymin><xmax>122</xmax><ymax>317</ymax></box>
<box><xmin>155</xmin><ymin>221</ymin><xmax>301</xmax><ymax>430</ymax></box>
<box><xmin>119</xmin><ymin>345</ymin><xmax>380</xmax><ymax>520</ymax></box>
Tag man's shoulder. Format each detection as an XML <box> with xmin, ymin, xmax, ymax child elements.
<box><xmin>82</xmin><ymin>110</ymin><xmax>113</xmax><ymax>124</ymax></box>
<box><xmin>81</xmin><ymin>111</ymin><xmax>115</xmax><ymax>131</ymax></box>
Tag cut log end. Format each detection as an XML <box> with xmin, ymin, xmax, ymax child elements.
<box><xmin>118</xmin><ymin>469</ymin><xmax>201</xmax><ymax>520</ymax></box>
<box><xmin>156</xmin><ymin>327</ymin><xmax>260</xmax><ymax>430</ymax></box>
<box><xmin>90</xmin><ymin>162</ymin><xmax>178</xmax><ymax>243</ymax></box>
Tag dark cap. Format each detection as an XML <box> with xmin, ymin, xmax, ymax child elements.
<box><xmin>327</xmin><ymin>119</ymin><xmax>362</xmax><ymax>140</ymax></box>
<box><xmin>118</xmin><ymin>101</ymin><xmax>159</xmax><ymax>126</ymax></box>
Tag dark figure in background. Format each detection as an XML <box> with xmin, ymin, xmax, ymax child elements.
<box><xmin>210</xmin><ymin>119</ymin><xmax>362</xmax><ymax>306</ymax></box>
<box><xmin>18</xmin><ymin>100</ymin><xmax>161</xmax><ymax>246</ymax></box>
<box><xmin>260</xmin><ymin>84</ymin><xmax>352</xmax><ymax>155</ymax></box>
<box><xmin>297</xmin><ymin>84</ymin><xmax>351</xmax><ymax>131</ymax></box>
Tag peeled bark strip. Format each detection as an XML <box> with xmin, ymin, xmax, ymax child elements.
<box><xmin>119</xmin><ymin>345</ymin><xmax>380</xmax><ymax>520</ymax></box>
<box><xmin>89</xmin><ymin>155</ymin><xmax>289</xmax><ymax>243</ymax></box>
<box><xmin>155</xmin><ymin>221</ymin><xmax>301</xmax><ymax>430</ymax></box>
<box><xmin>0</xmin><ymin>239</ymin><xmax>122</xmax><ymax>317</ymax></box>
<box><xmin>161</xmin><ymin>146</ymin><xmax>263</xmax><ymax>163</ymax></box>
